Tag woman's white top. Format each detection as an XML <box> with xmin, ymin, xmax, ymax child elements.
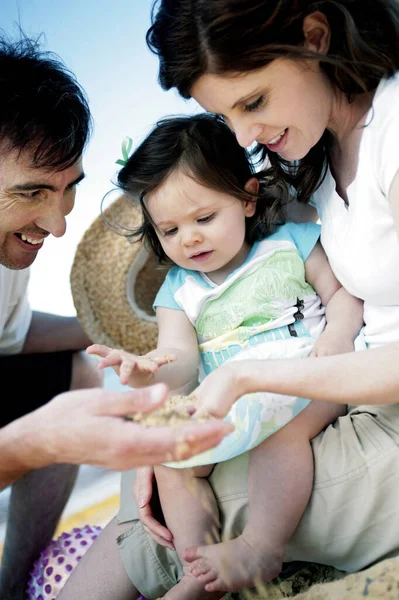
<box><xmin>311</xmin><ymin>72</ymin><xmax>399</xmax><ymax>348</ymax></box>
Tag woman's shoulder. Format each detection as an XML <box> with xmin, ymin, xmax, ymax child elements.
<box><xmin>365</xmin><ymin>72</ymin><xmax>399</xmax><ymax>193</ymax></box>
<box><xmin>370</xmin><ymin>72</ymin><xmax>399</xmax><ymax>128</ymax></box>
<box><xmin>375</xmin><ymin>71</ymin><xmax>399</xmax><ymax>99</ymax></box>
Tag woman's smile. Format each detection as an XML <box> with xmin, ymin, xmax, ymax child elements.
<box><xmin>264</xmin><ymin>128</ymin><xmax>288</xmax><ymax>153</ymax></box>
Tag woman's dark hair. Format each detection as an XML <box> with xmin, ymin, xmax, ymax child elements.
<box><xmin>117</xmin><ymin>113</ymin><xmax>284</xmax><ymax>263</ymax></box>
<box><xmin>0</xmin><ymin>33</ymin><xmax>92</xmax><ymax>169</ymax></box>
<box><xmin>146</xmin><ymin>0</ymin><xmax>399</xmax><ymax>202</ymax></box>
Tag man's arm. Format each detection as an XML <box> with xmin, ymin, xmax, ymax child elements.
<box><xmin>0</xmin><ymin>417</ymin><xmax>40</xmax><ymax>489</ymax></box>
<box><xmin>22</xmin><ymin>312</ymin><xmax>91</xmax><ymax>354</ymax></box>
<box><xmin>0</xmin><ymin>385</ymin><xmax>233</xmax><ymax>491</ymax></box>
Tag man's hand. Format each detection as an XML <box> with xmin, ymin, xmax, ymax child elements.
<box><xmin>5</xmin><ymin>384</ymin><xmax>233</xmax><ymax>482</ymax></box>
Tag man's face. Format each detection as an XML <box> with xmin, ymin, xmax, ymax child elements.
<box><xmin>0</xmin><ymin>148</ymin><xmax>84</xmax><ymax>270</ymax></box>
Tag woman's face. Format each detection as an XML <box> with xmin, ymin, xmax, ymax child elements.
<box><xmin>191</xmin><ymin>58</ymin><xmax>334</xmax><ymax>161</ymax></box>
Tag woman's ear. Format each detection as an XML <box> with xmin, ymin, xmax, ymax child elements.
<box><xmin>244</xmin><ymin>177</ymin><xmax>259</xmax><ymax>216</ymax></box>
<box><xmin>302</xmin><ymin>11</ymin><xmax>331</xmax><ymax>55</ymax></box>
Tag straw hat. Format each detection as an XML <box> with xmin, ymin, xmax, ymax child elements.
<box><xmin>70</xmin><ymin>193</ymin><xmax>169</xmax><ymax>355</ymax></box>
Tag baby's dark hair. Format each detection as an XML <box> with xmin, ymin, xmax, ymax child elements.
<box><xmin>117</xmin><ymin>113</ymin><xmax>284</xmax><ymax>263</ymax></box>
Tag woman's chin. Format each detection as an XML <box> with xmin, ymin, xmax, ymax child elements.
<box><xmin>278</xmin><ymin>146</ymin><xmax>309</xmax><ymax>161</ymax></box>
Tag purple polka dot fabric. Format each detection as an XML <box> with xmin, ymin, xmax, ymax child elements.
<box><xmin>26</xmin><ymin>525</ymin><xmax>99</xmax><ymax>599</ymax></box>
<box><xmin>26</xmin><ymin>524</ymin><xmax>149</xmax><ymax>599</ymax></box>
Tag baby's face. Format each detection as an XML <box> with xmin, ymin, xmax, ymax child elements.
<box><xmin>146</xmin><ymin>168</ymin><xmax>256</xmax><ymax>283</ymax></box>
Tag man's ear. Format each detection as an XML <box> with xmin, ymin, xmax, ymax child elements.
<box><xmin>302</xmin><ymin>11</ymin><xmax>331</xmax><ymax>55</ymax></box>
<box><xmin>244</xmin><ymin>177</ymin><xmax>259</xmax><ymax>216</ymax></box>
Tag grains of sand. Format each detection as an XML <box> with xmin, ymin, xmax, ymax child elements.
<box><xmin>127</xmin><ymin>393</ymin><xmax>213</xmax><ymax>428</ymax></box>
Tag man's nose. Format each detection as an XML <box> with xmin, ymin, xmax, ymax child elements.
<box><xmin>35</xmin><ymin>195</ymin><xmax>68</xmax><ymax>238</ymax></box>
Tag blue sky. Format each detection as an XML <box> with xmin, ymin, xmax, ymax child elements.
<box><xmin>2</xmin><ymin>0</ymin><xmax>199</xmax><ymax>314</ymax></box>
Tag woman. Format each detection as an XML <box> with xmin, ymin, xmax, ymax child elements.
<box><xmin>59</xmin><ymin>1</ymin><xmax>399</xmax><ymax>598</ymax></box>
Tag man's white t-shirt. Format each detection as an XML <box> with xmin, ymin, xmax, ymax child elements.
<box><xmin>0</xmin><ymin>265</ymin><xmax>32</xmax><ymax>354</ymax></box>
<box><xmin>311</xmin><ymin>72</ymin><xmax>399</xmax><ymax>348</ymax></box>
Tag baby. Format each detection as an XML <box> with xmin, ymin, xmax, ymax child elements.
<box><xmin>88</xmin><ymin>114</ymin><xmax>363</xmax><ymax>598</ymax></box>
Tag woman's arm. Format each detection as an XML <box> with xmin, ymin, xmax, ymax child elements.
<box><xmin>203</xmin><ymin>170</ymin><xmax>396</xmax><ymax>413</ymax></box>
<box><xmin>194</xmin><ymin>342</ymin><xmax>399</xmax><ymax>418</ymax></box>
<box><xmin>191</xmin><ymin>171</ymin><xmax>399</xmax><ymax>418</ymax></box>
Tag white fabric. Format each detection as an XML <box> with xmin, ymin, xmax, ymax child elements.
<box><xmin>0</xmin><ymin>265</ymin><xmax>32</xmax><ymax>354</ymax></box>
<box><xmin>311</xmin><ymin>72</ymin><xmax>399</xmax><ymax>348</ymax></box>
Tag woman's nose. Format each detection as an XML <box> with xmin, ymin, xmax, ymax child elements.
<box><xmin>234</xmin><ymin>121</ymin><xmax>264</xmax><ymax>148</ymax></box>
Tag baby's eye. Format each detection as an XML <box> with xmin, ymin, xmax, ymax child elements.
<box><xmin>163</xmin><ymin>227</ymin><xmax>178</xmax><ymax>237</ymax></box>
<box><xmin>197</xmin><ymin>213</ymin><xmax>215</xmax><ymax>224</ymax></box>
<box><xmin>244</xmin><ymin>95</ymin><xmax>265</xmax><ymax>112</ymax></box>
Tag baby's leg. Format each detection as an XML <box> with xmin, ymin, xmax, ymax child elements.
<box><xmin>154</xmin><ymin>463</ymin><xmax>224</xmax><ymax>600</ymax></box>
<box><xmin>185</xmin><ymin>401</ymin><xmax>345</xmax><ymax>593</ymax></box>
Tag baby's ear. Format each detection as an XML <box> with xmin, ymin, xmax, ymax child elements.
<box><xmin>244</xmin><ymin>177</ymin><xmax>259</xmax><ymax>217</ymax></box>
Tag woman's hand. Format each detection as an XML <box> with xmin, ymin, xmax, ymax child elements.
<box><xmin>133</xmin><ymin>466</ymin><xmax>175</xmax><ymax>549</ymax></box>
<box><xmin>194</xmin><ymin>363</ymin><xmax>244</xmax><ymax>418</ymax></box>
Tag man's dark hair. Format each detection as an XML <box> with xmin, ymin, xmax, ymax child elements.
<box><xmin>0</xmin><ymin>33</ymin><xmax>92</xmax><ymax>169</ymax></box>
<box><xmin>116</xmin><ymin>113</ymin><xmax>284</xmax><ymax>263</ymax></box>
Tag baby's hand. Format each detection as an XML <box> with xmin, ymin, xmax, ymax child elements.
<box><xmin>86</xmin><ymin>344</ymin><xmax>176</xmax><ymax>386</ymax></box>
<box><xmin>310</xmin><ymin>328</ymin><xmax>355</xmax><ymax>358</ymax></box>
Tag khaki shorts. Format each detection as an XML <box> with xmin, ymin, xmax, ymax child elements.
<box><xmin>117</xmin><ymin>403</ymin><xmax>399</xmax><ymax>599</ymax></box>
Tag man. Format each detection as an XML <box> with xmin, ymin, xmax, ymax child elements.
<box><xmin>0</xmin><ymin>36</ymin><xmax>231</xmax><ymax>600</ymax></box>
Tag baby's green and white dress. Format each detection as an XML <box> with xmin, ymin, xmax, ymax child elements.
<box><xmin>154</xmin><ymin>222</ymin><xmax>325</xmax><ymax>468</ymax></box>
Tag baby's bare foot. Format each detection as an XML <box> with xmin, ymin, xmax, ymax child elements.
<box><xmin>184</xmin><ymin>534</ymin><xmax>283</xmax><ymax>592</ymax></box>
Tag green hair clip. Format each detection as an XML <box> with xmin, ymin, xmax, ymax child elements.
<box><xmin>115</xmin><ymin>136</ymin><xmax>133</xmax><ymax>167</ymax></box>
